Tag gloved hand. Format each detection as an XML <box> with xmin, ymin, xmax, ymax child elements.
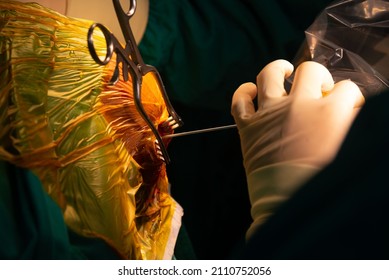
<box><xmin>231</xmin><ymin>59</ymin><xmax>364</xmax><ymax>238</ymax></box>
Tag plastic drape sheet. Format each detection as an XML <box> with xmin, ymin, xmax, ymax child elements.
<box><xmin>0</xmin><ymin>1</ymin><xmax>182</xmax><ymax>260</ymax></box>
<box><xmin>293</xmin><ymin>0</ymin><xmax>389</xmax><ymax>97</ymax></box>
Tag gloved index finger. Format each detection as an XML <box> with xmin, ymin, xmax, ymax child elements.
<box><xmin>290</xmin><ymin>61</ymin><xmax>334</xmax><ymax>100</ymax></box>
<box><xmin>257</xmin><ymin>59</ymin><xmax>294</xmax><ymax>109</ymax></box>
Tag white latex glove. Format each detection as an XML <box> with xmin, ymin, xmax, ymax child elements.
<box><xmin>231</xmin><ymin>59</ymin><xmax>364</xmax><ymax>238</ymax></box>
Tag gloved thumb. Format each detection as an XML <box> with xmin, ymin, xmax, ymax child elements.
<box><xmin>231</xmin><ymin>82</ymin><xmax>257</xmax><ymax>128</ymax></box>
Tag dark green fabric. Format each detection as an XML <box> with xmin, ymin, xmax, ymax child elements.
<box><xmin>140</xmin><ymin>0</ymin><xmax>332</xmax><ymax>112</ymax></box>
<box><xmin>242</xmin><ymin>89</ymin><xmax>389</xmax><ymax>259</ymax></box>
<box><xmin>0</xmin><ymin>162</ymin><xmax>84</xmax><ymax>259</ymax></box>
<box><xmin>139</xmin><ymin>0</ymin><xmax>334</xmax><ymax>259</ymax></box>
<box><xmin>172</xmin><ymin>223</ymin><xmax>197</xmax><ymax>260</ymax></box>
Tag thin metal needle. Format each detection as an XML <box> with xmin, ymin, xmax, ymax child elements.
<box><xmin>162</xmin><ymin>124</ymin><xmax>237</xmax><ymax>139</ymax></box>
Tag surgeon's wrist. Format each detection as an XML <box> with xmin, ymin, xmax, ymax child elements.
<box><xmin>246</xmin><ymin>163</ymin><xmax>320</xmax><ymax>239</ymax></box>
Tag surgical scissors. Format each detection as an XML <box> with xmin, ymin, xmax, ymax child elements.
<box><xmin>87</xmin><ymin>0</ymin><xmax>183</xmax><ymax>164</ymax></box>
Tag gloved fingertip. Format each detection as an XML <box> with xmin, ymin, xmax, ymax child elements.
<box><xmin>331</xmin><ymin>80</ymin><xmax>365</xmax><ymax>108</ymax></box>
<box><xmin>257</xmin><ymin>60</ymin><xmax>294</xmax><ymax>105</ymax></box>
<box><xmin>231</xmin><ymin>82</ymin><xmax>257</xmax><ymax>122</ymax></box>
<box><xmin>236</xmin><ymin>82</ymin><xmax>258</xmax><ymax>98</ymax></box>
<box><xmin>321</xmin><ymin>74</ymin><xmax>335</xmax><ymax>93</ymax></box>
<box><xmin>349</xmin><ymin>82</ymin><xmax>365</xmax><ymax>108</ymax></box>
<box><xmin>292</xmin><ymin>61</ymin><xmax>334</xmax><ymax>99</ymax></box>
<box><xmin>261</xmin><ymin>59</ymin><xmax>294</xmax><ymax>77</ymax></box>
